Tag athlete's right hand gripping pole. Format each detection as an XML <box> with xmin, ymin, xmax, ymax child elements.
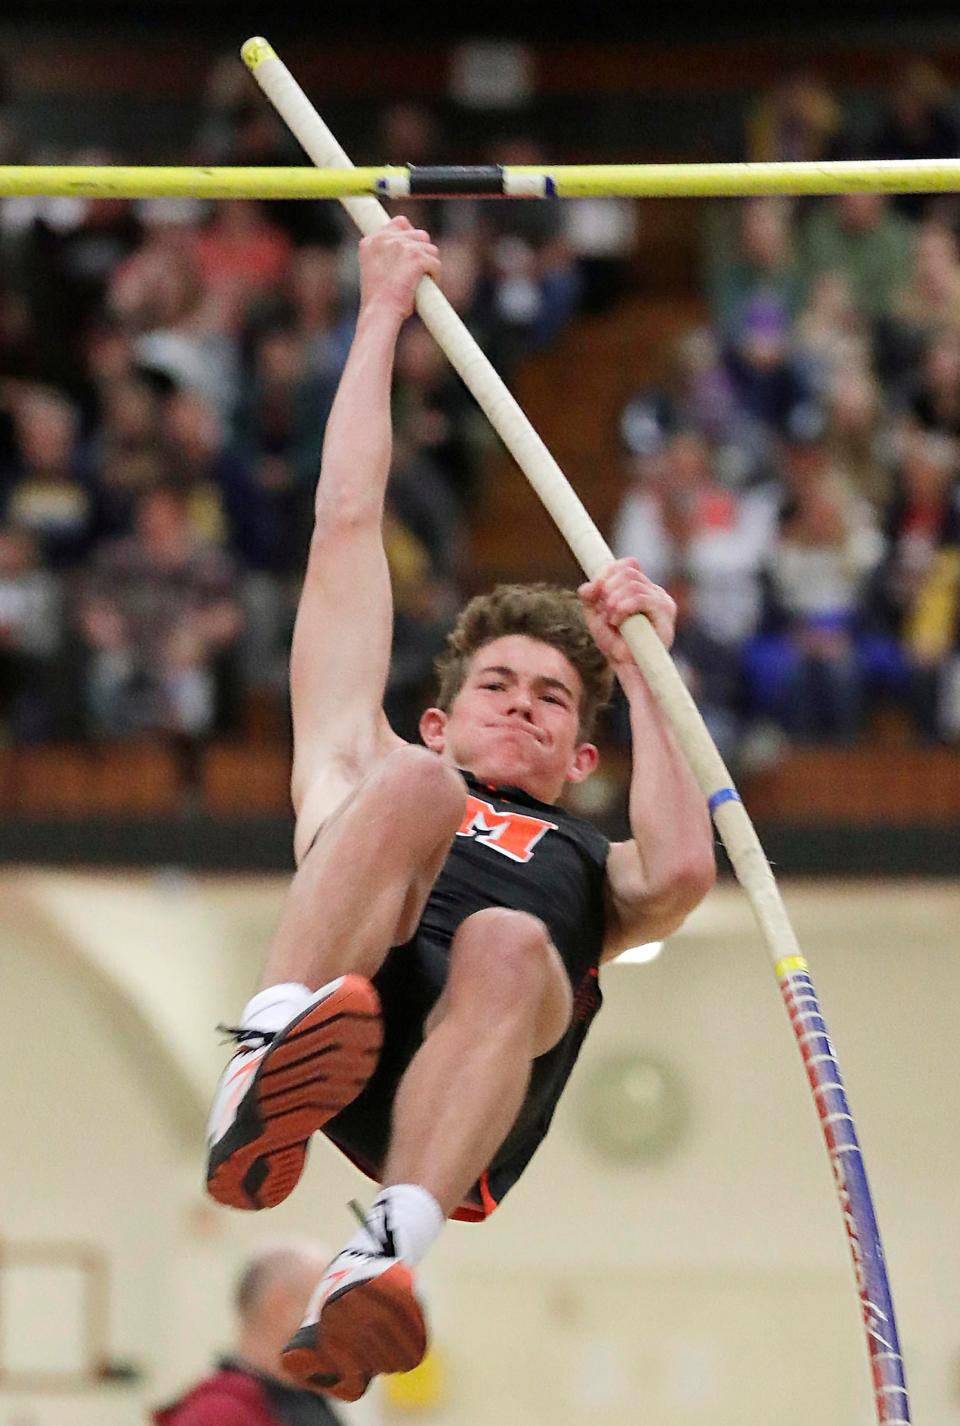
<box><xmin>240</xmin><ymin>37</ymin><xmax>910</xmax><ymax>1423</ymax></box>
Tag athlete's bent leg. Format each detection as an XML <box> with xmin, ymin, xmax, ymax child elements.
<box><xmin>280</xmin><ymin>909</ymin><xmax>573</xmax><ymax>1399</ymax></box>
<box><xmin>384</xmin><ymin>906</ymin><xmax>573</xmax><ymax>1214</ymax></box>
<box><xmin>206</xmin><ymin>746</ymin><xmax>466</xmax><ymax>1212</ymax></box>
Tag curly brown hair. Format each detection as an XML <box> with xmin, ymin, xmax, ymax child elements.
<box><xmin>433</xmin><ymin>583</ymin><xmax>614</xmax><ymax>739</ymax></box>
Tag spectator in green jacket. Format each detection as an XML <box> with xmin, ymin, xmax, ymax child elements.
<box><xmin>799</xmin><ymin>192</ymin><xmax>915</xmax><ymax>324</ymax></box>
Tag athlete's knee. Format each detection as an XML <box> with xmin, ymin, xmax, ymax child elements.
<box><xmin>377</xmin><ymin>745</ymin><xmax>466</xmax><ymax>840</ymax></box>
<box><xmin>462</xmin><ymin>907</ymin><xmax>550</xmax><ymax>963</ymax></box>
<box><xmin>451</xmin><ymin>908</ymin><xmax>572</xmax><ymax>1050</ymax></box>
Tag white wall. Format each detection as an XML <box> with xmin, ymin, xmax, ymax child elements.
<box><xmin>2</xmin><ymin>873</ymin><xmax>957</xmax><ymax>1425</ymax></box>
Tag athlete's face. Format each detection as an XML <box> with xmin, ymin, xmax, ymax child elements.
<box><xmin>419</xmin><ymin>634</ymin><xmax>599</xmax><ymax>802</ymax></box>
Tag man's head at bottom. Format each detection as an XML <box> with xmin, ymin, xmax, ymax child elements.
<box><xmin>234</xmin><ymin>1239</ymin><xmax>333</xmax><ymax>1384</ymax></box>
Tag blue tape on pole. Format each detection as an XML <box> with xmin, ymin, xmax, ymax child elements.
<box><xmin>708</xmin><ymin>787</ymin><xmax>741</xmax><ymax>814</ymax></box>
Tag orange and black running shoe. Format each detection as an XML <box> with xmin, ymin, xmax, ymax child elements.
<box><xmin>205</xmin><ymin>974</ymin><xmax>381</xmax><ymax>1211</ymax></box>
<box><xmin>282</xmin><ymin>1246</ymin><xmax>427</xmax><ymax>1401</ymax></box>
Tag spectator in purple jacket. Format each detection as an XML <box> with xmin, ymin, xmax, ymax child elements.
<box><xmin>152</xmin><ymin>1240</ymin><xmax>341</xmax><ymax>1426</ymax></box>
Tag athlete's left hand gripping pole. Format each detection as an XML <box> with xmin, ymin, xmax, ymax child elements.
<box><xmin>240</xmin><ymin>38</ymin><xmax>909</xmax><ymax>1424</ymax></box>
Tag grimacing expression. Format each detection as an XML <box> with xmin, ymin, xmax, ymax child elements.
<box><xmin>420</xmin><ymin>634</ymin><xmax>598</xmax><ymax>801</ymax></box>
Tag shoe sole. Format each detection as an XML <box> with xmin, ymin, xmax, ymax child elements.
<box><xmin>282</xmin><ymin>1262</ymin><xmax>426</xmax><ymax>1401</ymax></box>
<box><xmin>206</xmin><ymin>975</ymin><xmax>382</xmax><ymax>1211</ymax></box>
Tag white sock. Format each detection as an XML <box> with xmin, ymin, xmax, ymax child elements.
<box><xmin>239</xmin><ymin>981</ymin><xmax>313</xmax><ymax>1033</ymax></box>
<box><xmin>344</xmin><ymin>1184</ymin><xmax>445</xmax><ymax>1267</ymax></box>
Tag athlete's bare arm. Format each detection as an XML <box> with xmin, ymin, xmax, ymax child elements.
<box><xmin>579</xmin><ymin>560</ymin><xmax>716</xmax><ymax>958</ymax></box>
<box><xmin>290</xmin><ymin>217</ymin><xmax>440</xmax><ymax>859</ymax></box>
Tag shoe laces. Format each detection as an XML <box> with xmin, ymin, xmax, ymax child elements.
<box><xmin>215</xmin><ymin>1023</ymin><xmax>276</xmax><ymax>1050</ymax></box>
<box><xmin>346</xmin><ymin>1197</ymin><xmax>397</xmax><ymax>1259</ymax></box>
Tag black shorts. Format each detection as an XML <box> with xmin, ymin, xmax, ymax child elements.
<box><xmin>322</xmin><ymin>927</ymin><xmax>597</xmax><ymax>1221</ymax></box>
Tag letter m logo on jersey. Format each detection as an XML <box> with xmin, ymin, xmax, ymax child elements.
<box><xmin>457</xmin><ymin>794</ymin><xmax>558</xmax><ymax>864</ymax></box>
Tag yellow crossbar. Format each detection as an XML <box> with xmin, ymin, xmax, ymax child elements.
<box><xmin>2</xmin><ymin>159</ymin><xmax>960</xmax><ymax>200</ymax></box>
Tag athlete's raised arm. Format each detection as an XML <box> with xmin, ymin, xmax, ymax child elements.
<box><xmin>289</xmin><ymin>217</ymin><xmax>440</xmax><ymax>851</ymax></box>
<box><xmin>578</xmin><ymin>559</ymin><xmax>716</xmax><ymax>958</ymax></box>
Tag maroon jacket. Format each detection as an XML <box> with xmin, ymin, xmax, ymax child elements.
<box><xmin>152</xmin><ymin>1360</ymin><xmax>340</xmax><ymax>1426</ymax></box>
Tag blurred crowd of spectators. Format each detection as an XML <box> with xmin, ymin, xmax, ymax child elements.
<box><xmin>0</xmin><ymin>57</ymin><xmax>610</xmax><ymax>753</ymax></box>
<box><xmin>610</xmin><ymin>58</ymin><xmax>960</xmax><ymax>765</ymax></box>
<box><xmin>2</xmin><ymin>48</ymin><xmax>960</xmax><ymax>776</ymax></box>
